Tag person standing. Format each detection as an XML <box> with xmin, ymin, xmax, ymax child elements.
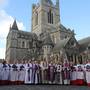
<box><xmin>85</xmin><ymin>61</ymin><xmax>90</xmax><ymax>86</ymax></box>
<box><xmin>62</xmin><ymin>60</ymin><xmax>70</xmax><ymax>85</ymax></box>
<box><xmin>40</xmin><ymin>59</ymin><xmax>48</xmax><ymax>84</ymax></box>
<box><xmin>0</xmin><ymin>62</ymin><xmax>3</xmax><ymax>85</ymax></box>
<box><xmin>48</xmin><ymin>61</ymin><xmax>55</xmax><ymax>84</ymax></box>
<box><xmin>55</xmin><ymin>61</ymin><xmax>63</xmax><ymax>84</ymax></box>
<box><xmin>18</xmin><ymin>60</ymin><xmax>25</xmax><ymax>85</ymax></box>
<box><xmin>25</xmin><ymin>60</ymin><xmax>33</xmax><ymax>84</ymax></box>
<box><xmin>70</xmin><ymin>65</ymin><xmax>77</xmax><ymax>85</ymax></box>
<box><xmin>1</xmin><ymin>61</ymin><xmax>10</xmax><ymax>85</ymax></box>
<box><xmin>76</xmin><ymin>64</ymin><xmax>84</xmax><ymax>86</ymax></box>
<box><xmin>10</xmin><ymin>61</ymin><xmax>18</xmax><ymax>85</ymax></box>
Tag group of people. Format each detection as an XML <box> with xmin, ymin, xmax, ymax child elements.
<box><xmin>0</xmin><ymin>59</ymin><xmax>90</xmax><ymax>87</ymax></box>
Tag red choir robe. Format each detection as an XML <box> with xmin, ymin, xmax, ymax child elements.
<box><xmin>70</xmin><ymin>66</ymin><xmax>77</xmax><ymax>85</ymax></box>
<box><xmin>76</xmin><ymin>65</ymin><xmax>84</xmax><ymax>85</ymax></box>
<box><xmin>85</xmin><ymin>64</ymin><xmax>90</xmax><ymax>86</ymax></box>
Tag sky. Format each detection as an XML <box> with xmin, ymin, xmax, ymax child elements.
<box><xmin>0</xmin><ymin>0</ymin><xmax>90</xmax><ymax>59</ymax></box>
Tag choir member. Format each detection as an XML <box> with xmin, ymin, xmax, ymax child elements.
<box><xmin>48</xmin><ymin>61</ymin><xmax>55</xmax><ymax>84</ymax></box>
<box><xmin>25</xmin><ymin>60</ymin><xmax>32</xmax><ymax>84</ymax></box>
<box><xmin>10</xmin><ymin>61</ymin><xmax>18</xmax><ymax>85</ymax></box>
<box><xmin>18</xmin><ymin>60</ymin><xmax>25</xmax><ymax>85</ymax></box>
<box><xmin>40</xmin><ymin>59</ymin><xmax>48</xmax><ymax>84</ymax></box>
<box><xmin>0</xmin><ymin>62</ymin><xmax>3</xmax><ymax>85</ymax></box>
<box><xmin>62</xmin><ymin>60</ymin><xmax>70</xmax><ymax>85</ymax></box>
<box><xmin>55</xmin><ymin>61</ymin><xmax>63</xmax><ymax>84</ymax></box>
<box><xmin>1</xmin><ymin>61</ymin><xmax>10</xmax><ymax>85</ymax></box>
<box><xmin>85</xmin><ymin>61</ymin><xmax>90</xmax><ymax>86</ymax></box>
<box><xmin>70</xmin><ymin>66</ymin><xmax>77</xmax><ymax>85</ymax></box>
<box><xmin>76</xmin><ymin>64</ymin><xmax>84</xmax><ymax>85</ymax></box>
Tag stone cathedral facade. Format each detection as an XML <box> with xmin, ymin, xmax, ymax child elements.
<box><xmin>5</xmin><ymin>0</ymin><xmax>90</xmax><ymax>64</ymax></box>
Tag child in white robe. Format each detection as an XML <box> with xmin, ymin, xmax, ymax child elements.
<box><xmin>85</xmin><ymin>62</ymin><xmax>90</xmax><ymax>86</ymax></box>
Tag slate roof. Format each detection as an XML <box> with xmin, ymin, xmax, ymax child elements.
<box><xmin>78</xmin><ymin>37</ymin><xmax>90</xmax><ymax>45</ymax></box>
<box><xmin>78</xmin><ymin>37</ymin><xmax>90</xmax><ymax>52</ymax></box>
<box><xmin>53</xmin><ymin>37</ymin><xmax>70</xmax><ymax>53</ymax></box>
<box><xmin>11</xmin><ymin>20</ymin><xmax>18</xmax><ymax>30</ymax></box>
<box><xmin>17</xmin><ymin>30</ymin><xmax>38</xmax><ymax>40</ymax></box>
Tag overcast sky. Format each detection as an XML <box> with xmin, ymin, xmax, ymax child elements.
<box><xmin>0</xmin><ymin>0</ymin><xmax>90</xmax><ymax>59</ymax></box>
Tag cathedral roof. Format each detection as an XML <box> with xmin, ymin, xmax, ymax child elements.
<box><xmin>53</xmin><ymin>37</ymin><xmax>70</xmax><ymax>53</ymax></box>
<box><xmin>78</xmin><ymin>37</ymin><xmax>90</xmax><ymax>52</ymax></box>
<box><xmin>78</xmin><ymin>37</ymin><xmax>90</xmax><ymax>45</ymax></box>
<box><xmin>11</xmin><ymin>20</ymin><xmax>18</xmax><ymax>30</ymax></box>
<box><xmin>17</xmin><ymin>30</ymin><xmax>38</xmax><ymax>40</ymax></box>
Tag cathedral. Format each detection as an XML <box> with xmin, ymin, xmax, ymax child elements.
<box><xmin>5</xmin><ymin>0</ymin><xmax>90</xmax><ymax>64</ymax></box>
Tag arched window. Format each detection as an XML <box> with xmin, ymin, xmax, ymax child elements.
<box><xmin>22</xmin><ymin>41</ymin><xmax>25</xmax><ymax>48</ymax></box>
<box><xmin>48</xmin><ymin>10</ymin><xmax>53</xmax><ymax>24</ymax></box>
<box><xmin>29</xmin><ymin>41</ymin><xmax>32</xmax><ymax>49</ymax></box>
<box><xmin>35</xmin><ymin>12</ymin><xmax>38</xmax><ymax>26</ymax></box>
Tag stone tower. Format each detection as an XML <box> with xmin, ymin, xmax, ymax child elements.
<box><xmin>6</xmin><ymin>20</ymin><xmax>19</xmax><ymax>63</ymax></box>
<box><xmin>42</xmin><ymin>33</ymin><xmax>54</xmax><ymax>61</ymax></box>
<box><xmin>31</xmin><ymin>0</ymin><xmax>60</xmax><ymax>37</ymax></box>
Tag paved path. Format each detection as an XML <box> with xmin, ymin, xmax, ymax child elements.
<box><xmin>0</xmin><ymin>85</ymin><xmax>90</xmax><ymax>90</ymax></box>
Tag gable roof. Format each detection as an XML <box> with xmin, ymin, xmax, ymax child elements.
<box><xmin>11</xmin><ymin>20</ymin><xmax>18</xmax><ymax>30</ymax></box>
<box><xmin>78</xmin><ymin>37</ymin><xmax>90</xmax><ymax>52</ymax></box>
<box><xmin>53</xmin><ymin>37</ymin><xmax>70</xmax><ymax>53</ymax></box>
<box><xmin>78</xmin><ymin>37</ymin><xmax>90</xmax><ymax>45</ymax></box>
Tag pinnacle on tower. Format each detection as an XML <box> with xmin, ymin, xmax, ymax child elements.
<box><xmin>56</xmin><ymin>0</ymin><xmax>59</xmax><ymax>8</ymax></box>
<box><xmin>11</xmin><ymin>20</ymin><xmax>18</xmax><ymax>30</ymax></box>
<box><xmin>40</xmin><ymin>0</ymin><xmax>53</xmax><ymax>5</ymax></box>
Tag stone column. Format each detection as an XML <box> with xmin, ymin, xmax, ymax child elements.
<box><xmin>76</xmin><ymin>55</ymin><xmax>79</xmax><ymax>64</ymax></box>
<box><xmin>73</xmin><ymin>55</ymin><xmax>75</xmax><ymax>65</ymax></box>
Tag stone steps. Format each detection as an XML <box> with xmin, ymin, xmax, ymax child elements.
<box><xmin>0</xmin><ymin>85</ymin><xmax>89</xmax><ymax>90</ymax></box>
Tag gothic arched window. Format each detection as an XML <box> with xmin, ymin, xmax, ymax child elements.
<box><xmin>35</xmin><ymin>12</ymin><xmax>38</xmax><ymax>26</ymax></box>
<box><xmin>48</xmin><ymin>10</ymin><xmax>53</xmax><ymax>24</ymax></box>
<box><xmin>29</xmin><ymin>41</ymin><xmax>32</xmax><ymax>49</ymax></box>
<box><xmin>22</xmin><ymin>41</ymin><xmax>25</xmax><ymax>48</ymax></box>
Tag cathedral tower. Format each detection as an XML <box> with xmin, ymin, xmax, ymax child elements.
<box><xmin>31</xmin><ymin>0</ymin><xmax>60</xmax><ymax>36</ymax></box>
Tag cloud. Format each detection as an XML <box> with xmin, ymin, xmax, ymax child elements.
<box><xmin>0</xmin><ymin>48</ymin><xmax>5</xmax><ymax>59</ymax></box>
<box><xmin>0</xmin><ymin>10</ymin><xmax>25</xmax><ymax>59</ymax></box>
<box><xmin>0</xmin><ymin>0</ymin><xmax>8</xmax><ymax>8</ymax></box>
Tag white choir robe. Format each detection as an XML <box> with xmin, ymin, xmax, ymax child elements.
<box><xmin>16</xmin><ymin>64</ymin><xmax>21</xmax><ymax>84</ymax></box>
<box><xmin>2</xmin><ymin>64</ymin><xmax>10</xmax><ymax>85</ymax></box>
<box><xmin>40</xmin><ymin>62</ymin><xmax>48</xmax><ymax>84</ymax></box>
<box><xmin>25</xmin><ymin>63</ymin><xmax>32</xmax><ymax>84</ymax></box>
<box><xmin>85</xmin><ymin>64</ymin><xmax>90</xmax><ymax>86</ymax></box>
<box><xmin>76</xmin><ymin>65</ymin><xmax>84</xmax><ymax>85</ymax></box>
<box><xmin>10</xmin><ymin>64</ymin><xmax>18</xmax><ymax>85</ymax></box>
<box><xmin>70</xmin><ymin>66</ymin><xmax>77</xmax><ymax>85</ymax></box>
<box><xmin>0</xmin><ymin>63</ymin><xmax>3</xmax><ymax>84</ymax></box>
<box><xmin>18</xmin><ymin>64</ymin><xmax>25</xmax><ymax>84</ymax></box>
<box><xmin>40</xmin><ymin>61</ymin><xmax>45</xmax><ymax>83</ymax></box>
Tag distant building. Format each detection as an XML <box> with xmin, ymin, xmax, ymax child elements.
<box><xmin>0</xmin><ymin>59</ymin><xmax>4</xmax><ymax>63</ymax></box>
<box><xmin>5</xmin><ymin>0</ymin><xmax>90</xmax><ymax>64</ymax></box>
